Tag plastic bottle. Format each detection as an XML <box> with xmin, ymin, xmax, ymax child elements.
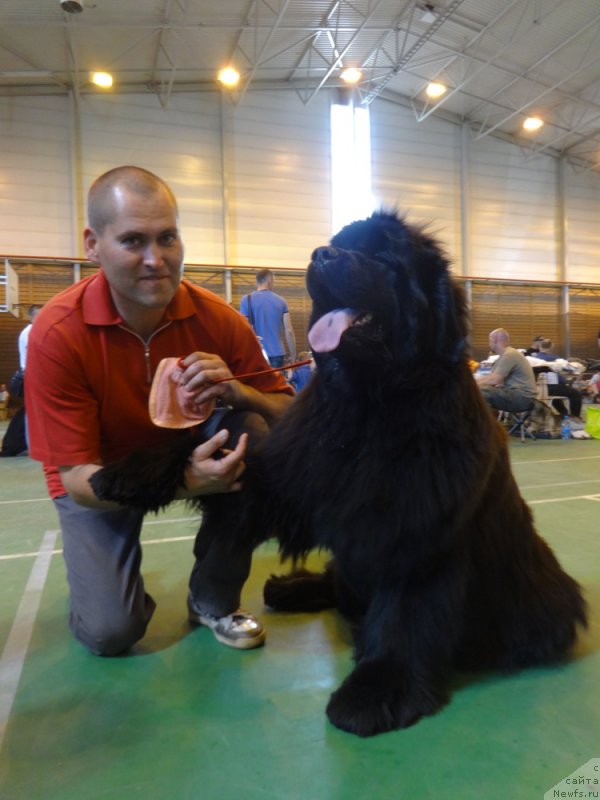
<box><xmin>561</xmin><ymin>416</ymin><xmax>571</xmax><ymax>440</ymax></box>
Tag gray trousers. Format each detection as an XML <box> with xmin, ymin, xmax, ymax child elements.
<box><xmin>55</xmin><ymin>410</ymin><xmax>269</xmax><ymax>656</ymax></box>
<box><xmin>479</xmin><ymin>386</ymin><xmax>535</xmax><ymax>413</ymax></box>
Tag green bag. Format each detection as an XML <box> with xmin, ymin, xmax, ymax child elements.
<box><xmin>585</xmin><ymin>406</ymin><xmax>600</xmax><ymax>439</ymax></box>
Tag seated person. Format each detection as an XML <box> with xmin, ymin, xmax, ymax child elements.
<box><xmin>533</xmin><ymin>339</ymin><xmax>583</xmax><ymax>419</ymax></box>
<box><xmin>587</xmin><ymin>372</ymin><xmax>600</xmax><ymax>402</ymax></box>
<box><xmin>289</xmin><ymin>351</ymin><xmax>314</xmax><ymax>393</ymax></box>
<box><xmin>535</xmin><ymin>338</ymin><xmax>557</xmax><ymax>362</ymax></box>
<box><xmin>524</xmin><ymin>335</ymin><xmax>545</xmax><ymax>357</ymax></box>
<box><xmin>0</xmin><ymin>383</ymin><xmax>8</xmax><ymax>421</ymax></box>
<box><xmin>476</xmin><ymin>328</ymin><xmax>536</xmax><ymax>413</ymax></box>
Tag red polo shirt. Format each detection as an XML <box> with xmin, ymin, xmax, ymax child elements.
<box><xmin>26</xmin><ymin>272</ymin><xmax>293</xmax><ymax>499</ymax></box>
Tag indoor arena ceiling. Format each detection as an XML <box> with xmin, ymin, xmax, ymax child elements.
<box><xmin>2</xmin><ymin>0</ymin><xmax>600</xmax><ymax>171</ymax></box>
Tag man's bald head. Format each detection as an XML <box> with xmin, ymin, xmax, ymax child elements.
<box><xmin>489</xmin><ymin>328</ymin><xmax>510</xmax><ymax>354</ymax></box>
<box><xmin>87</xmin><ymin>166</ymin><xmax>178</xmax><ymax>233</ymax></box>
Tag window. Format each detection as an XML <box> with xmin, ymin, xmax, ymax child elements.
<box><xmin>330</xmin><ymin>101</ymin><xmax>375</xmax><ymax>234</ymax></box>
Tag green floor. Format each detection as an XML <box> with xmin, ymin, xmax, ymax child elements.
<box><xmin>0</xmin><ymin>434</ymin><xmax>598</xmax><ymax>799</ymax></box>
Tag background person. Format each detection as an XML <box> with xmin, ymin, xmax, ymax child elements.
<box><xmin>240</xmin><ymin>269</ymin><xmax>296</xmax><ymax>368</ymax></box>
<box><xmin>288</xmin><ymin>351</ymin><xmax>314</xmax><ymax>393</ymax></box>
<box><xmin>476</xmin><ymin>328</ymin><xmax>537</xmax><ymax>412</ymax></box>
<box><xmin>524</xmin><ymin>335</ymin><xmax>545</xmax><ymax>357</ymax></box>
<box><xmin>533</xmin><ymin>339</ymin><xmax>583</xmax><ymax>420</ymax></box>
<box><xmin>18</xmin><ymin>304</ymin><xmax>42</xmax><ymax>370</ymax></box>
<box><xmin>0</xmin><ymin>383</ymin><xmax>8</xmax><ymax>421</ymax></box>
<box><xmin>17</xmin><ymin>303</ymin><xmax>42</xmax><ymax>448</ymax></box>
<box><xmin>26</xmin><ymin>165</ymin><xmax>294</xmax><ymax>657</ymax></box>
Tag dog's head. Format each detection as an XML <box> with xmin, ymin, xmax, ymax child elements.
<box><xmin>306</xmin><ymin>211</ymin><xmax>468</xmax><ymax>380</ymax></box>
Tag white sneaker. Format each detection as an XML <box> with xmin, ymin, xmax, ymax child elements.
<box><xmin>188</xmin><ymin>596</ymin><xmax>266</xmax><ymax>649</ymax></box>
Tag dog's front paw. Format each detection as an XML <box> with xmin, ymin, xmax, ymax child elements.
<box><xmin>89</xmin><ymin>454</ymin><xmax>184</xmax><ymax>512</ymax></box>
<box><xmin>325</xmin><ymin>662</ymin><xmax>447</xmax><ymax>737</ymax></box>
<box><xmin>89</xmin><ymin>461</ymin><xmax>157</xmax><ymax>510</ymax></box>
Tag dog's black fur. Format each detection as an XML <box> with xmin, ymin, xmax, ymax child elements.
<box><xmin>91</xmin><ymin>211</ymin><xmax>587</xmax><ymax>737</ymax></box>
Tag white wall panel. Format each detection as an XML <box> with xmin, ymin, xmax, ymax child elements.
<box><xmin>224</xmin><ymin>90</ymin><xmax>332</xmax><ymax>267</ymax></box>
<box><xmin>0</xmin><ymin>96</ymin><xmax>73</xmax><ymax>256</ymax></box>
<box><xmin>564</xmin><ymin>167</ymin><xmax>600</xmax><ymax>284</ymax></box>
<box><xmin>370</xmin><ymin>99</ymin><xmax>463</xmax><ymax>271</ymax></box>
<box><xmin>78</xmin><ymin>92</ymin><xmax>225</xmax><ymax>264</ymax></box>
<box><xmin>2</xmin><ymin>90</ymin><xmax>600</xmax><ymax>285</ymax></box>
<box><xmin>469</xmin><ymin>137</ymin><xmax>558</xmax><ymax>281</ymax></box>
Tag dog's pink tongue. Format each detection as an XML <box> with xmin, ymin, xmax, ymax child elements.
<box><xmin>308</xmin><ymin>308</ymin><xmax>358</xmax><ymax>353</ymax></box>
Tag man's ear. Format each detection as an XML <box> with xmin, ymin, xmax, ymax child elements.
<box><xmin>83</xmin><ymin>227</ymin><xmax>99</xmax><ymax>261</ymax></box>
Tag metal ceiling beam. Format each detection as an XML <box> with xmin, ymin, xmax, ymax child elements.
<box><xmin>148</xmin><ymin>0</ymin><xmax>181</xmax><ymax>108</ymax></box>
<box><xmin>0</xmin><ymin>19</ymin><xmax>425</xmax><ymax>34</ymax></box>
<box><xmin>64</xmin><ymin>15</ymin><xmax>81</xmax><ymax>99</ymax></box>
<box><xmin>472</xmin><ymin>13</ymin><xmax>600</xmax><ymax>139</ymax></box>
<box><xmin>0</xmin><ymin>38</ymin><xmax>69</xmax><ymax>89</ymax></box>
<box><xmin>360</xmin><ymin>0</ymin><xmax>467</xmax><ymax>105</ymax></box>
<box><xmin>302</xmin><ymin>0</ymin><xmax>391</xmax><ymax>105</ymax></box>
<box><xmin>408</xmin><ymin>0</ymin><xmax>527</xmax><ymax>121</ymax></box>
<box><xmin>286</xmin><ymin>1</ymin><xmax>343</xmax><ymax>104</ymax></box>
<box><xmin>350</xmin><ymin>0</ymin><xmax>418</xmax><ymax>103</ymax></box>
<box><xmin>226</xmin><ymin>0</ymin><xmax>292</xmax><ymax>101</ymax></box>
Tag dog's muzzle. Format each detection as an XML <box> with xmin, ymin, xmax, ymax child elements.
<box><xmin>311</xmin><ymin>246</ymin><xmax>341</xmax><ymax>270</ymax></box>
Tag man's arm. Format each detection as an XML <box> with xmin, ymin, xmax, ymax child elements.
<box><xmin>60</xmin><ymin>429</ymin><xmax>249</xmax><ymax>508</ymax></box>
<box><xmin>476</xmin><ymin>370</ymin><xmax>504</xmax><ymax>387</ymax></box>
<box><xmin>283</xmin><ymin>311</ymin><xmax>296</xmax><ymax>362</ymax></box>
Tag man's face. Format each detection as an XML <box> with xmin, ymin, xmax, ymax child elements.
<box><xmin>84</xmin><ymin>185</ymin><xmax>184</xmax><ymax>316</ymax></box>
<box><xmin>489</xmin><ymin>334</ymin><xmax>501</xmax><ymax>354</ymax></box>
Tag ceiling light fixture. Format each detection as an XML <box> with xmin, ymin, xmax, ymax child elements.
<box><xmin>340</xmin><ymin>67</ymin><xmax>362</xmax><ymax>85</ymax></box>
<box><xmin>419</xmin><ymin>4</ymin><xmax>437</xmax><ymax>23</ymax></box>
<box><xmin>523</xmin><ymin>116</ymin><xmax>544</xmax><ymax>131</ymax></box>
<box><xmin>91</xmin><ymin>72</ymin><xmax>113</xmax><ymax>88</ymax></box>
<box><xmin>218</xmin><ymin>66</ymin><xmax>240</xmax><ymax>88</ymax></box>
<box><xmin>426</xmin><ymin>82</ymin><xmax>447</xmax><ymax>98</ymax></box>
<box><xmin>60</xmin><ymin>0</ymin><xmax>84</xmax><ymax>12</ymax></box>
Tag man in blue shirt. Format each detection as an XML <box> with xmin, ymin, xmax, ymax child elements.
<box><xmin>240</xmin><ymin>269</ymin><xmax>296</xmax><ymax>367</ymax></box>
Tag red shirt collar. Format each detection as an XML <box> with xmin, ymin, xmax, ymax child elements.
<box><xmin>82</xmin><ymin>270</ymin><xmax>197</xmax><ymax>326</ymax></box>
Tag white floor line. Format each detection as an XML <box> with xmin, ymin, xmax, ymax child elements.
<box><xmin>144</xmin><ymin>516</ymin><xmax>200</xmax><ymax>526</ymax></box>
<box><xmin>0</xmin><ymin>529</ymin><xmax>58</xmax><ymax>753</ymax></box>
<box><xmin>0</xmin><ymin>498</ymin><xmax>51</xmax><ymax>506</ymax></box>
<box><xmin>528</xmin><ymin>494</ymin><xmax>600</xmax><ymax>505</ymax></box>
<box><xmin>143</xmin><ymin>534</ymin><xmax>196</xmax><ymax>545</ymax></box>
<box><xmin>521</xmin><ymin>478</ymin><xmax>600</xmax><ymax>490</ymax></box>
<box><xmin>0</xmin><ymin>531</ymin><xmax>199</xmax><ymax>562</ymax></box>
<box><xmin>512</xmin><ymin>454</ymin><xmax>600</xmax><ymax>466</ymax></box>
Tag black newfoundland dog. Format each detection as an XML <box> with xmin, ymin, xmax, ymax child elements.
<box><xmin>92</xmin><ymin>211</ymin><xmax>587</xmax><ymax>737</ymax></box>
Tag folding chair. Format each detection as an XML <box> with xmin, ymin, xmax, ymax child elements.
<box><xmin>507</xmin><ymin>406</ymin><xmax>536</xmax><ymax>442</ymax></box>
<box><xmin>536</xmin><ymin>371</ymin><xmax>570</xmax><ymax>416</ymax></box>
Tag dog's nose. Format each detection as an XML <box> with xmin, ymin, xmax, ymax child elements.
<box><xmin>311</xmin><ymin>246</ymin><xmax>340</xmax><ymax>267</ymax></box>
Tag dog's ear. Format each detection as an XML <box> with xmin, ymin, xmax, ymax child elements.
<box><xmin>432</xmin><ymin>273</ymin><xmax>469</xmax><ymax>364</ymax></box>
<box><xmin>386</xmin><ymin>221</ymin><xmax>467</xmax><ymax>365</ymax></box>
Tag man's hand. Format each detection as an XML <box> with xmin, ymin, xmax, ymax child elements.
<box><xmin>175</xmin><ymin>350</ymin><xmax>294</xmax><ymax>424</ymax></box>
<box><xmin>174</xmin><ymin>352</ymin><xmax>245</xmax><ymax>408</ymax></box>
<box><xmin>180</xmin><ymin>429</ymin><xmax>248</xmax><ymax>497</ymax></box>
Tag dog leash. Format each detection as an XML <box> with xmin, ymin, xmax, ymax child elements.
<box><xmin>177</xmin><ymin>358</ymin><xmax>312</xmax><ymax>384</ymax></box>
